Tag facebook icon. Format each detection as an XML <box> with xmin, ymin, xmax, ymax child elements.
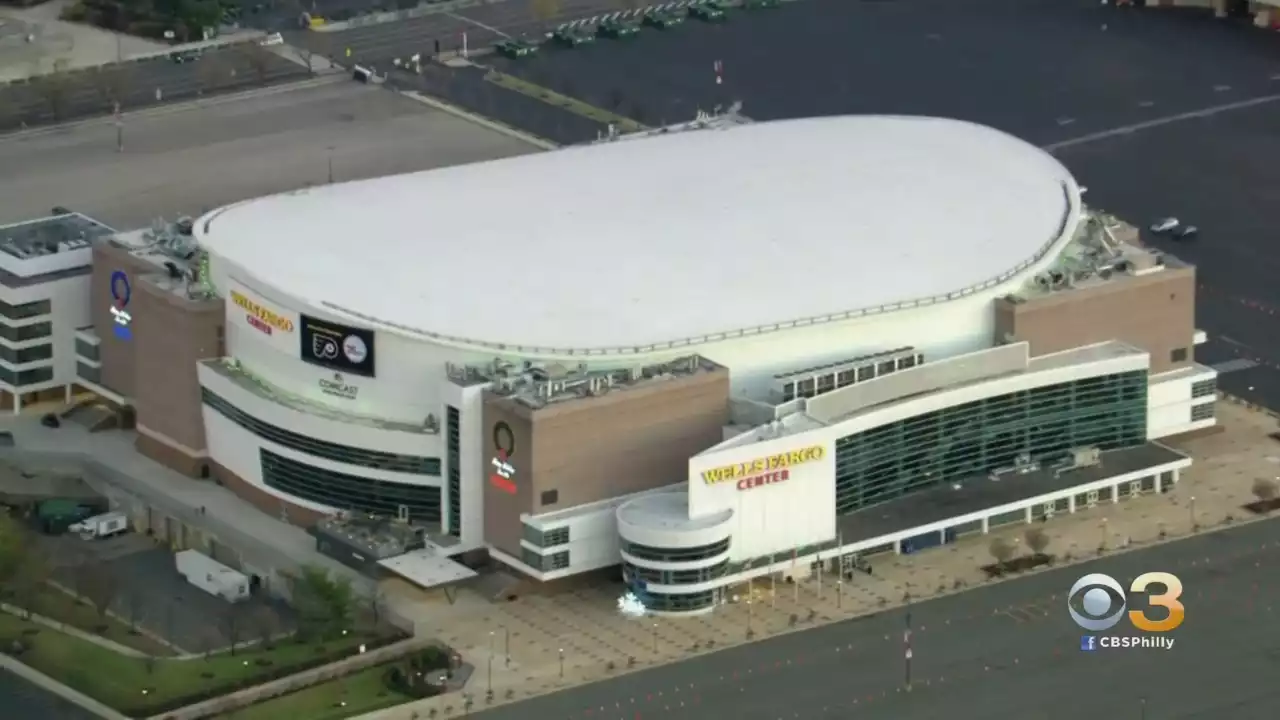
<box><xmin>1081</xmin><ymin>636</ymin><xmax>1098</xmax><ymax>652</ymax></box>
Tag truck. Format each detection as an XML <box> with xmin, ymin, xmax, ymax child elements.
<box><xmin>175</xmin><ymin>549</ymin><xmax>250</xmax><ymax>602</ymax></box>
<box><xmin>68</xmin><ymin>511</ymin><xmax>129</xmax><ymax>540</ymax></box>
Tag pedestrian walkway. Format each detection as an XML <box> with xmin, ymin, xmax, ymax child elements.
<box><xmin>360</xmin><ymin>399</ymin><xmax>1278</xmax><ymax>719</ymax></box>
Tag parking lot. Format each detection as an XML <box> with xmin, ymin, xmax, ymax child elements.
<box><xmin>42</xmin><ymin>533</ymin><xmax>295</xmax><ymax>653</ymax></box>
<box><xmin>0</xmin><ymin>43</ymin><xmax>313</xmax><ymax>131</ymax></box>
<box><xmin>296</xmin><ymin>0</ymin><xmax>644</xmax><ymax>69</ymax></box>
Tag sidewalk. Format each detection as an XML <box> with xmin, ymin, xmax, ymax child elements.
<box><xmin>359</xmin><ymin>400</ymin><xmax>1277</xmax><ymax>718</ymax></box>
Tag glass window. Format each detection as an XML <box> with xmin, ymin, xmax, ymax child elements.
<box><xmin>0</xmin><ymin>366</ymin><xmax>53</xmax><ymax>386</ymax></box>
<box><xmin>816</xmin><ymin>374</ymin><xmax>836</xmax><ymax>394</ymax></box>
<box><xmin>637</xmin><ymin>589</ymin><xmax>716</xmax><ymax>613</ymax></box>
<box><xmin>205</xmin><ymin>390</ymin><xmax>441</xmax><ymax>475</ymax></box>
<box><xmin>74</xmin><ymin>338</ymin><xmax>100</xmax><ymax>362</ymax></box>
<box><xmin>260</xmin><ymin>449</ymin><xmax>441</xmax><ymax>522</ymax></box>
<box><xmin>797</xmin><ymin>378</ymin><xmax>815</xmax><ymax>398</ymax></box>
<box><xmin>622</xmin><ymin>537</ymin><xmax>729</xmax><ymax>563</ymax></box>
<box><xmin>0</xmin><ymin>299</ymin><xmax>51</xmax><ymax>320</ymax></box>
<box><xmin>1190</xmin><ymin>379</ymin><xmax>1216</xmax><ymax>399</ymax></box>
<box><xmin>446</xmin><ymin>406</ymin><xmax>461</xmax><ymax>537</ymax></box>
<box><xmin>0</xmin><ymin>343</ymin><xmax>53</xmax><ymax>365</ymax></box>
<box><xmin>836</xmin><ymin>370</ymin><xmax>856</xmax><ymax>387</ymax></box>
<box><xmin>856</xmin><ymin>365</ymin><xmax>874</xmax><ymax>382</ymax></box>
<box><xmin>782</xmin><ymin>382</ymin><xmax>796</xmax><ymax>402</ymax></box>
<box><xmin>1191</xmin><ymin>402</ymin><xmax>1215</xmax><ymax>422</ymax></box>
<box><xmin>623</xmin><ymin>561</ymin><xmax>727</xmax><ymax>586</ymax></box>
<box><xmin>876</xmin><ymin>361</ymin><xmax>896</xmax><ymax>375</ymax></box>
<box><xmin>521</xmin><ymin>547</ymin><xmax>570</xmax><ymax>571</ymax></box>
<box><xmin>833</xmin><ymin>371</ymin><xmax>1148</xmax><ymax>516</ymax></box>
<box><xmin>541</xmin><ymin>489</ymin><xmax>559</xmax><ymax>506</ymax></box>
<box><xmin>0</xmin><ymin>322</ymin><xmax>52</xmax><ymax>342</ymax></box>
<box><xmin>1170</xmin><ymin>348</ymin><xmax>1188</xmax><ymax>363</ymax></box>
<box><xmin>77</xmin><ymin>362</ymin><xmax>101</xmax><ymax>385</ymax></box>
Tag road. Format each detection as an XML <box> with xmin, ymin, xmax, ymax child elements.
<box><xmin>470</xmin><ymin>518</ymin><xmax>1280</xmax><ymax>719</ymax></box>
<box><xmin>0</xmin><ymin>43</ymin><xmax>312</xmax><ymax>131</ymax></box>
<box><xmin>0</xmin><ymin>669</ymin><xmax>99</xmax><ymax>720</ymax></box>
<box><xmin>293</xmin><ymin>0</ymin><xmax>639</xmax><ymax>69</ymax></box>
<box><xmin>0</xmin><ymin>78</ymin><xmax>537</xmax><ymax>228</ymax></box>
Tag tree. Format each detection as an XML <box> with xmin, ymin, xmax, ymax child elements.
<box><xmin>1252</xmin><ymin>478</ymin><xmax>1278</xmax><ymax>505</ymax></box>
<box><xmin>197</xmin><ymin>54</ymin><xmax>228</xmax><ymax>96</ymax></box>
<box><xmin>9</xmin><ymin>546</ymin><xmax>52</xmax><ymax>620</ymax></box>
<box><xmin>254</xmin><ymin>605</ymin><xmax>279</xmax><ymax>649</ymax></box>
<box><xmin>91</xmin><ymin>66</ymin><xmax>131</xmax><ymax>110</ymax></box>
<box><xmin>241</xmin><ymin>44</ymin><xmax>274</xmax><ymax>86</ymax></box>
<box><xmin>223</xmin><ymin>606</ymin><xmax>242</xmax><ymax>655</ymax></box>
<box><xmin>79</xmin><ymin>561</ymin><xmax>119</xmax><ymax>630</ymax></box>
<box><xmin>39</xmin><ymin>58</ymin><xmax>73</xmax><ymax>121</ymax></box>
<box><xmin>0</xmin><ymin>514</ymin><xmax>29</xmax><ymax>589</ymax></box>
<box><xmin>1024</xmin><ymin>528</ymin><xmax>1050</xmax><ymax>559</ymax></box>
<box><xmin>988</xmin><ymin>537</ymin><xmax>1015</xmax><ymax>569</ymax></box>
<box><xmin>294</xmin><ymin>565</ymin><xmax>355</xmax><ymax>640</ymax></box>
<box><xmin>530</xmin><ymin>0</ymin><xmax>561</xmax><ymax>25</ymax></box>
<box><xmin>296</xmin><ymin>47</ymin><xmax>317</xmax><ymax>74</ymax></box>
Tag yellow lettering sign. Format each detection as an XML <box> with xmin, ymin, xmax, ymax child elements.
<box><xmin>701</xmin><ymin>445</ymin><xmax>826</xmax><ymax>485</ymax></box>
<box><xmin>231</xmin><ymin>290</ymin><xmax>294</xmax><ymax>333</ymax></box>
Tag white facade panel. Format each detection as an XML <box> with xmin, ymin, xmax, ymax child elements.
<box><xmin>525</xmin><ymin>506</ymin><xmax>622</xmax><ymax>575</ymax></box>
<box><xmin>198</xmin><ymin>361</ymin><xmax>442</xmax><ymax>462</ymax></box>
<box><xmin>1147</xmin><ymin>365</ymin><xmax>1217</xmax><ymax>440</ymax></box>
<box><xmin>224</xmin><ymin>280</ymin><xmax>300</xmax><ymax>357</ymax></box>
<box><xmin>440</xmin><ymin>381</ymin><xmax>488</xmax><ymax>551</ymax></box>
<box><xmin>0</xmin><ymin>273</ymin><xmax>91</xmax><ymax>398</ymax></box>
<box><xmin>688</xmin><ymin>439</ymin><xmax>836</xmax><ymax>563</ymax></box>
<box><xmin>201</xmin><ymin>406</ymin><xmax>334</xmax><ymax>515</ymax></box>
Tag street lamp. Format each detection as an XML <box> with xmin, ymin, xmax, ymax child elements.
<box><xmin>651</xmin><ymin>622</ymin><xmax>658</xmax><ymax>652</ymax></box>
<box><xmin>558</xmin><ymin>647</ymin><xmax>564</xmax><ymax>679</ymax></box>
<box><xmin>504</xmin><ymin>626</ymin><xmax>510</xmax><ymax>667</ymax></box>
<box><xmin>1189</xmin><ymin>495</ymin><xmax>1197</xmax><ymax>529</ymax></box>
<box><xmin>326</xmin><ymin>146</ymin><xmax>335</xmax><ymax>184</ymax></box>
<box><xmin>487</xmin><ymin>631</ymin><xmax>494</xmax><ymax>695</ymax></box>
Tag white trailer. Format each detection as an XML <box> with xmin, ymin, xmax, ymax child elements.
<box><xmin>175</xmin><ymin>549</ymin><xmax>250</xmax><ymax>602</ymax></box>
<box><xmin>69</xmin><ymin>511</ymin><xmax>128</xmax><ymax>540</ymax></box>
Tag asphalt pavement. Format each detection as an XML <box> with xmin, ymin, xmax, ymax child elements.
<box><xmin>296</xmin><ymin>0</ymin><xmax>639</xmax><ymax>68</ymax></box>
<box><xmin>0</xmin><ymin>669</ymin><xmax>99</xmax><ymax>720</ymax></box>
<box><xmin>0</xmin><ymin>43</ymin><xmax>312</xmax><ymax>131</ymax></box>
<box><xmin>470</xmin><ymin>518</ymin><xmax>1280</xmax><ymax>719</ymax></box>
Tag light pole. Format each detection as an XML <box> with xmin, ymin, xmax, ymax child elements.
<box><xmin>1189</xmin><ymin>495</ymin><xmax>1197</xmax><ymax>528</ymax></box>
<box><xmin>651</xmin><ymin>622</ymin><xmax>658</xmax><ymax>652</ymax></box>
<box><xmin>487</xmin><ymin>631</ymin><xmax>494</xmax><ymax>695</ymax></box>
<box><xmin>1140</xmin><ymin>697</ymin><xmax>1147</xmax><ymax>720</ymax></box>
<box><xmin>904</xmin><ymin>609</ymin><xmax>914</xmax><ymax>690</ymax></box>
<box><xmin>504</xmin><ymin>626</ymin><xmax>510</xmax><ymax>667</ymax></box>
<box><xmin>1100</xmin><ymin>517</ymin><xmax>1108</xmax><ymax>550</ymax></box>
<box><xmin>327</xmin><ymin>146</ymin><xmax>335</xmax><ymax>184</ymax></box>
<box><xmin>558</xmin><ymin>647</ymin><xmax>564</xmax><ymax>679</ymax></box>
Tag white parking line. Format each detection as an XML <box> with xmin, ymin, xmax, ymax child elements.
<box><xmin>1044</xmin><ymin>92</ymin><xmax>1280</xmax><ymax>152</ymax></box>
<box><xmin>446</xmin><ymin>11</ymin><xmax>513</xmax><ymax>39</ymax></box>
<box><xmin>1214</xmin><ymin>84</ymin><xmax>1232</xmax><ymax>92</ymax></box>
<box><xmin>1056</xmin><ymin>117</ymin><xmax>1076</xmax><ymax>126</ymax></box>
<box><xmin>1138</xmin><ymin>100</ymin><xmax>1154</xmax><ymax>108</ymax></box>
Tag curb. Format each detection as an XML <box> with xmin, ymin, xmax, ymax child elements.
<box><xmin>400</xmin><ymin>90</ymin><xmax>557</xmax><ymax>150</ymax></box>
<box><xmin>0</xmin><ymin>74</ymin><xmax>345</xmax><ymax>141</ymax></box>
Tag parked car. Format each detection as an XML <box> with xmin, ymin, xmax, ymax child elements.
<box><xmin>598</xmin><ymin>18</ymin><xmax>641</xmax><ymax>38</ymax></box>
<box><xmin>1149</xmin><ymin>217</ymin><xmax>1179</xmax><ymax>233</ymax></box>
<box><xmin>643</xmin><ymin>9</ymin><xmax>685</xmax><ymax>28</ymax></box>
<box><xmin>744</xmin><ymin>0</ymin><xmax>780</xmax><ymax>7</ymax></box>
<box><xmin>495</xmin><ymin>38</ymin><xmax>540</xmax><ymax>58</ymax></box>
<box><xmin>689</xmin><ymin>1</ymin><xmax>728</xmax><ymax>21</ymax></box>
<box><xmin>551</xmin><ymin>27</ymin><xmax>595</xmax><ymax>46</ymax></box>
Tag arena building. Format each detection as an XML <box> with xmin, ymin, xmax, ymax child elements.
<box><xmin>56</xmin><ymin>115</ymin><xmax>1216</xmax><ymax>612</ymax></box>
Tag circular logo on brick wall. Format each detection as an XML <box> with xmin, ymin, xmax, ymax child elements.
<box><xmin>493</xmin><ymin>421</ymin><xmax>515</xmax><ymax>460</ymax></box>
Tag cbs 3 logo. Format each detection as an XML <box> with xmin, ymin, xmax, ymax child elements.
<box><xmin>1067</xmin><ymin>572</ymin><xmax>1185</xmax><ymax>632</ymax></box>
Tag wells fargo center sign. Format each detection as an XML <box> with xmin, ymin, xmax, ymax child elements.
<box><xmin>701</xmin><ymin>445</ymin><xmax>826</xmax><ymax>491</ymax></box>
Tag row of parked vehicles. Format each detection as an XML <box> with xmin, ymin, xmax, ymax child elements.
<box><xmin>496</xmin><ymin>0</ymin><xmax>780</xmax><ymax>58</ymax></box>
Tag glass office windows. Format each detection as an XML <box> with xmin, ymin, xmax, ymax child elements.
<box><xmin>446</xmin><ymin>406</ymin><xmax>462</xmax><ymax>537</ymax></box>
<box><xmin>0</xmin><ymin>299</ymin><xmax>51</xmax><ymax>320</ymax></box>
<box><xmin>260</xmin><ymin>449</ymin><xmax>441</xmax><ymax>522</ymax></box>
<box><xmin>834</xmin><ymin>371</ymin><xmax>1147</xmax><ymax>515</ymax></box>
<box><xmin>1191</xmin><ymin>379</ymin><xmax>1216</xmax><ymax>399</ymax></box>
<box><xmin>0</xmin><ymin>343</ymin><xmax>53</xmax><ymax>365</ymax></box>
<box><xmin>205</xmin><ymin>390</ymin><xmax>441</xmax><ymax>475</ymax></box>
<box><xmin>622</xmin><ymin>537</ymin><xmax>730</xmax><ymax>563</ymax></box>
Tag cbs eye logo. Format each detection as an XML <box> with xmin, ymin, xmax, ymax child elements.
<box><xmin>1068</xmin><ymin>572</ymin><xmax>1185</xmax><ymax>632</ymax></box>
